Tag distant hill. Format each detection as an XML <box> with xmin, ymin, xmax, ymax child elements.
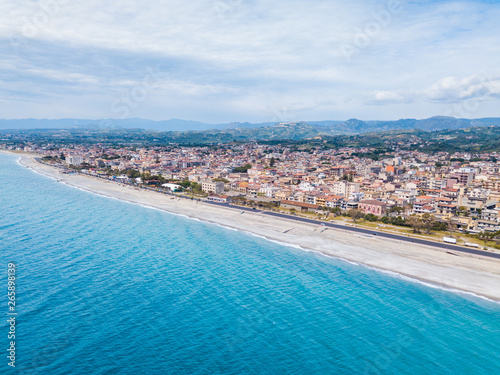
<box><xmin>3</xmin><ymin>122</ymin><xmax>500</xmax><ymax>153</ymax></box>
<box><xmin>0</xmin><ymin>118</ymin><xmax>224</xmax><ymax>131</ymax></box>
<box><xmin>1</xmin><ymin>116</ymin><xmax>499</xmax><ymax>134</ymax></box>
<box><xmin>314</xmin><ymin>117</ymin><xmax>500</xmax><ymax>134</ymax></box>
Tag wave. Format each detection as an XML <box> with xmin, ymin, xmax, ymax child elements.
<box><xmin>364</xmin><ymin>266</ymin><xmax>499</xmax><ymax>304</ymax></box>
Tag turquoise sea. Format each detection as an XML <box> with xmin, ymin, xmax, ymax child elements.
<box><xmin>1</xmin><ymin>153</ymin><xmax>499</xmax><ymax>374</ymax></box>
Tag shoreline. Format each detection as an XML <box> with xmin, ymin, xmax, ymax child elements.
<box><xmin>4</xmin><ymin>150</ymin><xmax>500</xmax><ymax>302</ymax></box>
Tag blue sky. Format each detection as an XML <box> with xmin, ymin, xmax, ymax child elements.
<box><xmin>1</xmin><ymin>0</ymin><xmax>500</xmax><ymax>123</ymax></box>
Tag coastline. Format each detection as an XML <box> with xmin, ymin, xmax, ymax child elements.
<box><xmin>4</xmin><ymin>150</ymin><xmax>500</xmax><ymax>302</ymax></box>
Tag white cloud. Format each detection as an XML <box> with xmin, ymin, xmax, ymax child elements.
<box><xmin>424</xmin><ymin>74</ymin><xmax>500</xmax><ymax>102</ymax></box>
<box><xmin>1</xmin><ymin>0</ymin><xmax>500</xmax><ymax>121</ymax></box>
<box><xmin>369</xmin><ymin>90</ymin><xmax>407</xmax><ymax>104</ymax></box>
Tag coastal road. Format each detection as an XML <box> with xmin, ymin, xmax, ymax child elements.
<box><xmin>205</xmin><ymin>201</ymin><xmax>500</xmax><ymax>260</ymax></box>
<box><xmin>35</xmin><ymin>160</ymin><xmax>499</xmax><ymax>261</ymax></box>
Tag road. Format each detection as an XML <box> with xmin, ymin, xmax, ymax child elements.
<box><xmin>204</xmin><ymin>201</ymin><xmax>500</xmax><ymax>260</ymax></box>
<box><xmin>37</xmin><ymin>159</ymin><xmax>499</xmax><ymax>261</ymax></box>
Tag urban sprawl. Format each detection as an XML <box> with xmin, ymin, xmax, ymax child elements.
<box><xmin>5</xmin><ymin>140</ymin><xmax>500</xmax><ymax>246</ymax></box>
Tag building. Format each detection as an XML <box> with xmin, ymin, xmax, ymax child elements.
<box><xmin>161</xmin><ymin>183</ymin><xmax>182</xmax><ymax>192</ymax></box>
<box><xmin>201</xmin><ymin>180</ymin><xmax>225</xmax><ymax>195</ymax></box>
<box><xmin>481</xmin><ymin>209</ymin><xmax>500</xmax><ymax>223</ymax></box>
<box><xmin>477</xmin><ymin>219</ymin><xmax>500</xmax><ymax>232</ymax></box>
<box><xmin>325</xmin><ymin>195</ymin><xmax>345</xmax><ymax>209</ymax></box>
<box><xmin>280</xmin><ymin>200</ymin><xmax>319</xmax><ymax>213</ymax></box>
<box><xmin>332</xmin><ymin>180</ymin><xmax>360</xmax><ymax>197</ymax></box>
<box><xmin>207</xmin><ymin>195</ymin><xmax>230</xmax><ymax>203</ymax></box>
<box><xmin>449</xmin><ymin>172</ymin><xmax>474</xmax><ymax>186</ymax></box>
<box><xmin>358</xmin><ymin>199</ymin><xmax>387</xmax><ymax>216</ymax></box>
<box><xmin>66</xmin><ymin>155</ymin><xmax>83</xmax><ymax>166</ymax></box>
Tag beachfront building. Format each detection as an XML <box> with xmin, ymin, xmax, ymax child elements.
<box><xmin>162</xmin><ymin>183</ymin><xmax>182</xmax><ymax>192</ymax></box>
<box><xmin>201</xmin><ymin>180</ymin><xmax>225</xmax><ymax>195</ymax></box>
<box><xmin>66</xmin><ymin>155</ymin><xmax>83</xmax><ymax>166</ymax></box>
<box><xmin>477</xmin><ymin>219</ymin><xmax>500</xmax><ymax>232</ymax></box>
<box><xmin>358</xmin><ymin>199</ymin><xmax>387</xmax><ymax>216</ymax></box>
<box><xmin>207</xmin><ymin>195</ymin><xmax>230</xmax><ymax>203</ymax></box>
<box><xmin>280</xmin><ymin>200</ymin><xmax>319</xmax><ymax>213</ymax></box>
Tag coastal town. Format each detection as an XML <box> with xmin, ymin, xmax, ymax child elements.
<box><xmin>4</xmin><ymin>134</ymin><xmax>500</xmax><ymax>247</ymax></box>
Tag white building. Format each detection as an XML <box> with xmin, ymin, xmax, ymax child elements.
<box><xmin>66</xmin><ymin>155</ymin><xmax>83</xmax><ymax>166</ymax></box>
<box><xmin>349</xmin><ymin>191</ymin><xmax>365</xmax><ymax>202</ymax></box>
<box><xmin>162</xmin><ymin>183</ymin><xmax>182</xmax><ymax>192</ymax></box>
<box><xmin>332</xmin><ymin>181</ymin><xmax>360</xmax><ymax>197</ymax></box>
<box><xmin>201</xmin><ymin>180</ymin><xmax>224</xmax><ymax>195</ymax></box>
<box><xmin>298</xmin><ymin>181</ymin><xmax>315</xmax><ymax>192</ymax></box>
<box><xmin>259</xmin><ymin>187</ymin><xmax>279</xmax><ymax>198</ymax></box>
<box><xmin>395</xmin><ymin>188</ymin><xmax>417</xmax><ymax>204</ymax></box>
<box><xmin>468</xmin><ymin>188</ymin><xmax>490</xmax><ymax>199</ymax></box>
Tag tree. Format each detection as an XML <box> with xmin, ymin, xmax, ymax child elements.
<box><xmin>232</xmin><ymin>196</ymin><xmax>247</xmax><ymax>205</ymax></box>
<box><xmin>126</xmin><ymin>169</ymin><xmax>141</xmax><ymax>179</ymax></box>
<box><xmin>179</xmin><ymin>179</ymin><xmax>191</xmax><ymax>188</ymax></box>
<box><xmin>407</xmin><ymin>215</ymin><xmax>423</xmax><ymax>234</ymax></box>
<box><xmin>390</xmin><ymin>206</ymin><xmax>404</xmax><ymax>215</ymax></box>
<box><xmin>190</xmin><ymin>182</ymin><xmax>202</xmax><ymax>193</ymax></box>
<box><xmin>421</xmin><ymin>213</ymin><xmax>436</xmax><ymax>234</ymax></box>
<box><xmin>348</xmin><ymin>209</ymin><xmax>364</xmax><ymax>223</ymax></box>
<box><xmin>390</xmin><ymin>216</ymin><xmax>406</xmax><ymax>226</ymax></box>
<box><xmin>233</xmin><ymin>163</ymin><xmax>252</xmax><ymax>173</ymax></box>
<box><xmin>213</xmin><ymin>178</ymin><xmax>229</xmax><ymax>183</ymax></box>
<box><xmin>364</xmin><ymin>213</ymin><xmax>378</xmax><ymax>222</ymax></box>
<box><xmin>331</xmin><ymin>207</ymin><xmax>342</xmax><ymax>216</ymax></box>
<box><xmin>380</xmin><ymin>216</ymin><xmax>390</xmax><ymax>224</ymax></box>
<box><xmin>446</xmin><ymin>217</ymin><xmax>457</xmax><ymax>237</ymax></box>
<box><xmin>270</xmin><ymin>157</ymin><xmax>276</xmax><ymax>167</ymax></box>
<box><xmin>80</xmin><ymin>162</ymin><xmax>92</xmax><ymax>169</ymax></box>
<box><xmin>432</xmin><ymin>221</ymin><xmax>447</xmax><ymax>231</ymax></box>
<box><xmin>476</xmin><ymin>232</ymin><xmax>492</xmax><ymax>247</ymax></box>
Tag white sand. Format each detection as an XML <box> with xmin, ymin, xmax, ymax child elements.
<box><xmin>5</xmin><ymin>151</ymin><xmax>500</xmax><ymax>302</ymax></box>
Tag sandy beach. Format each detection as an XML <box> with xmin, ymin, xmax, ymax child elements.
<box><xmin>5</xmin><ymin>150</ymin><xmax>500</xmax><ymax>302</ymax></box>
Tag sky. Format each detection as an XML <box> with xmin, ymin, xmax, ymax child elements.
<box><xmin>1</xmin><ymin>0</ymin><xmax>500</xmax><ymax>124</ymax></box>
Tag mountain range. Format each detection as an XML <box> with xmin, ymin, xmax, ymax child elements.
<box><xmin>1</xmin><ymin>116</ymin><xmax>500</xmax><ymax>135</ymax></box>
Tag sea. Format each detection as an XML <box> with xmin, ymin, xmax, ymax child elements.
<box><xmin>1</xmin><ymin>153</ymin><xmax>499</xmax><ymax>375</ymax></box>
